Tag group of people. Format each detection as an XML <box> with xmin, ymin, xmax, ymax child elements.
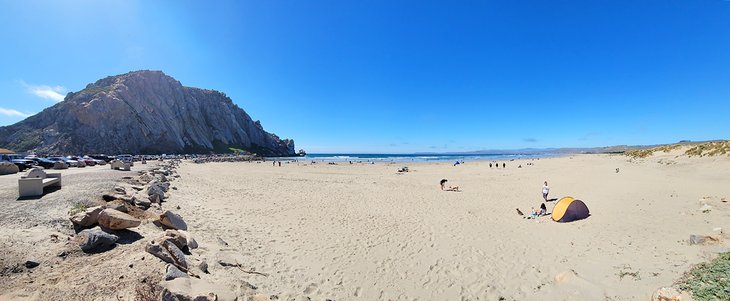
<box><xmin>525</xmin><ymin>181</ymin><xmax>550</xmax><ymax>218</ymax></box>
<box><xmin>489</xmin><ymin>162</ymin><xmax>506</xmax><ymax>168</ymax></box>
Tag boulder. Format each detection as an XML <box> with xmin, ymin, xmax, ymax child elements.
<box><xmin>146</xmin><ymin>241</ymin><xmax>175</xmax><ymax>264</ymax></box>
<box><xmin>165</xmin><ymin>264</ymin><xmax>189</xmax><ymax>281</ymax></box>
<box><xmin>162</xmin><ymin>240</ymin><xmax>188</xmax><ymax>270</ymax></box>
<box><xmin>105</xmin><ymin>203</ymin><xmax>128</xmax><ymax>213</ymax></box>
<box><xmin>178</xmin><ymin>230</ymin><xmax>198</xmax><ymax>249</ymax></box>
<box><xmin>77</xmin><ymin>228</ymin><xmax>119</xmax><ymax>252</ymax></box>
<box><xmin>146</xmin><ymin>240</ymin><xmax>187</xmax><ymax>270</ymax></box>
<box><xmin>53</xmin><ymin>161</ymin><xmax>68</xmax><ymax>169</ymax></box>
<box><xmin>135</xmin><ymin>195</ymin><xmax>152</xmax><ymax>209</ymax></box>
<box><xmin>138</xmin><ymin>172</ymin><xmax>154</xmax><ymax>184</ymax></box>
<box><xmin>158</xmin><ymin>229</ymin><xmax>198</xmax><ymax>250</ymax></box>
<box><xmin>160</xmin><ymin>211</ymin><xmax>188</xmax><ymax>230</ymax></box>
<box><xmin>159</xmin><ymin>230</ymin><xmax>188</xmax><ymax>250</ymax></box>
<box><xmin>69</xmin><ymin>206</ymin><xmax>104</xmax><ymax>227</ymax></box>
<box><xmin>0</xmin><ymin>162</ymin><xmax>20</xmax><ymax>175</ymax></box>
<box><xmin>113</xmin><ymin>186</ymin><xmax>126</xmax><ymax>194</ymax></box>
<box><xmin>97</xmin><ymin>208</ymin><xmax>141</xmax><ymax>230</ymax></box>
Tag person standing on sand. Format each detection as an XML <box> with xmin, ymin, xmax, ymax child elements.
<box><xmin>542</xmin><ymin>181</ymin><xmax>550</xmax><ymax>201</ymax></box>
<box><xmin>489</xmin><ymin>163</ymin><xmax>492</xmax><ymax>168</ymax></box>
<box><xmin>502</xmin><ymin>163</ymin><xmax>506</xmax><ymax>168</ymax></box>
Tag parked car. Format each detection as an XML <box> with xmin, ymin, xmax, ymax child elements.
<box><xmin>116</xmin><ymin>154</ymin><xmax>134</xmax><ymax>166</ymax></box>
<box><xmin>48</xmin><ymin>156</ymin><xmax>78</xmax><ymax>167</ymax></box>
<box><xmin>74</xmin><ymin>156</ymin><xmax>96</xmax><ymax>166</ymax></box>
<box><xmin>33</xmin><ymin>158</ymin><xmax>57</xmax><ymax>169</ymax></box>
<box><xmin>1</xmin><ymin>154</ymin><xmax>35</xmax><ymax>171</ymax></box>
<box><xmin>83</xmin><ymin>156</ymin><xmax>105</xmax><ymax>165</ymax></box>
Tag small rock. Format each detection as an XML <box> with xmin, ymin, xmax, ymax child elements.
<box><xmin>651</xmin><ymin>287</ymin><xmax>690</xmax><ymax>301</ymax></box>
<box><xmin>146</xmin><ymin>241</ymin><xmax>175</xmax><ymax>264</ymax></box>
<box><xmin>690</xmin><ymin>234</ymin><xmax>722</xmax><ymax>245</ymax></box>
<box><xmin>113</xmin><ymin>186</ymin><xmax>126</xmax><ymax>194</ymax></box>
<box><xmin>199</xmin><ymin>261</ymin><xmax>209</xmax><ymax>274</ymax></box>
<box><xmin>131</xmin><ymin>185</ymin><xmax>144</xmax><ymax>191</ymax></box>
<box><xmin>24</xmin><ymin>259</ymin><xmax>40</xmax><ymax>269</ymax></box>
<box><xmin>98</xmin><ymin>208</ymin><xmax>141</xmax><ymax>230</ymax></box>
<box><xmin>77</xmin><ymin>228</ymin><xmax>119</xmax><ymax>252</ymax></box>
<box><xmin>57</xmin><ymin>250</ymin><xmax>68</xmax><ymax>257</ymax></box>
<box><xmin>689</xmin><ymin>235</ymin><xmax>705</xmax><ymax>245</ymax></box>
<box><xmin>165</xmin><ymin>264</ymin><xmax>189</xmax><ymax>280</ymax></box>
<box><xmin>159</xmin><ymin>211</ymin><xmax>188</xmax><ymax>230</ymax></box>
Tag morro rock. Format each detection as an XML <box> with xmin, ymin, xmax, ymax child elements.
<box><xmin>0</xmin><ymin>70</ymin><xmax>295</xmax><ymax>156</ymax></box>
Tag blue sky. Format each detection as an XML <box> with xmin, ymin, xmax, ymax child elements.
<box><xmin>1</xmin><ymin>1</ymin><xmax>729</xmax><ymax>153</ymax></box>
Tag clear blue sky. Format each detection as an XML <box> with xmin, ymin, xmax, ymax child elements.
<box><xmin>1</xmin><ymin>1</ymin><xmax>729</xmax><ymax>153</ymax></box>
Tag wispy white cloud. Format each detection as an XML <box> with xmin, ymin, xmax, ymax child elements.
<box><xmin>20</xmin><ymin>80</ymin><xmax>67</xmax><ymax>102</ymax></box>
<box><xmin>0</xmin><ymin>107</ymin><xmax>33</xmax><ymax>118</ymax></box>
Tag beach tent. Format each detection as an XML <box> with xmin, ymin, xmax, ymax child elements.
<box><xmin>551</xmin><ymin>196</ymin><xmax>590</xmax><ymax>222</ymax></box>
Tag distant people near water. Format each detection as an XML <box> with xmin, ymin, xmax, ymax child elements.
<box><xmin>502</xmin><ymin>163</ymin><xmax>505</xmax><ymax>168</ymax></box>
<box><xmin>495</xmin><ymin>162</ymin><xmax>499</xmax><ymax>168</ymax></box>
<box><xmin>542</xmin><ymin>181</ymin><xmax>550</xmax><ymax>201</ymax></box>
<box><xmin>278</xmin><ymin>161</ymin><xmax>282</xmax><ymax>167</ymax></box>
<box><xmin>440</xmin><ymin>179</ymin><xmax>460</xmax><ymax>192</ymax></box>
<box><xmin>273</xmin><ymin>161</ymin><xmax>276</xmax><ymax>166</ymax></box>
<box><xmin>453</xmin><ymin>161</ymin><xmax>460</xmax><ymax>166</ymax></box>
<box><xmin>489</xmin><ymin>163</ymin><xmax>492</xmax><ymax>168</ymax></box>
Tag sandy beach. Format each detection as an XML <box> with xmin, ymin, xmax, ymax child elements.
<box><xmin>166</xmin><ymin>150</ymin><xmax>728</xmax><ymax>300</ymax></box>
<box><xmin>1</xmin><ymin>149</ymin><xmax>729</xmax><ymax>300</ymax></box>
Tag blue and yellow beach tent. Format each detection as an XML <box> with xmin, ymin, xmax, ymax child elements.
<box><xmin>551</xmin><ymin>197</ymin><xmax>590</xmax><ymax>222</ymax></box>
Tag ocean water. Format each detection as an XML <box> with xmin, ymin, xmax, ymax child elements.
<box><xmin>285</xmin><ymin>153</ymin><xmax>555</xmax><ymax>163</ymax></box>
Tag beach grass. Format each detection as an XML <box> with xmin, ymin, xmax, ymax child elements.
<box><xmin>678</xmin><ymin>251</ymin><xmax>730</xmax><ymax>301</ymax></box>
<box><xmin>685</xmin><ymin>141</ymin><xmax>730</xmax><ymax>157</ymax></box>
<box><xmin>624</xmin><ymin>144</ymin><xmax>682</xmax><ymax>158</ymax></box>
<box><xmin>67</xmin><ymin>202</ymin><xmax>88</xmax><ymax>216</ymax></box>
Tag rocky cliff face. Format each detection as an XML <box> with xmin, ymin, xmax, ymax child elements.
<box><xmin>0</xmin><ymin>71</ymin><xmax>295</xmax><ymax>156</ymax></box>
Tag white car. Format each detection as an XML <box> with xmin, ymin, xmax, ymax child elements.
<box><xmin>116</xmin><ymin>154</ymin><xmax>134</xmax><ymax>166</ymax></box>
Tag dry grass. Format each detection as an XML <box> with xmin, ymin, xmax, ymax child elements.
<box><xmin>624</xmin><ymin>144</ymin><xmax>683</xmax><ymax>158</ymax></box>
<box><xmin>685</xmin><ymin>141</ymin><xmax>730</xmax><ymax>157</ymax></box>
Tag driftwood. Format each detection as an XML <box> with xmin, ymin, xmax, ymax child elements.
<box><xmin>222</xmin><ymin>261</ymin><xmax>268</xmax><ymax>276</ymax></box>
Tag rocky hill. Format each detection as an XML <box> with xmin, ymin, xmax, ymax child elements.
<box><xmin>0</xmin><ymin>71</ymin><xmax>295</xmax><ymax>156</ymax></box>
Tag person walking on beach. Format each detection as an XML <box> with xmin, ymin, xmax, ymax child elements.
<box><xmin>489</xmin><ymin>163</ymin><xmax>492</xmax><ymax>168</ymax></box>
<box><xmin>542</xmin><ymin>181</ymin><xmax>550</xmax><ymax>201</ymax></box>
<box><xmin>278</xmin><ymin>161</ymin><xmax>282</xmax><ymax>167</ymax></box>
<box><xmin>502</xmin><ymin>163</ymin><xmax>506</xmax><ymax>168</ymax></box>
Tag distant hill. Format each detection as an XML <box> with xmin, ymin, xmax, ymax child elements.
<box><xmin>0</xmin><ymin>70</ymin><xmax>295</xmax><ymax>156</ymax></box>
<box><xmin>415</xmin><ymin>140</ymin><xmax>728</xmax><ymax>156</ymax></box>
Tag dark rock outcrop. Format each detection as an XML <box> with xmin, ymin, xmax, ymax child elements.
<box><xmin>0</xmin><ymin>70</ymin><xmax>295</xmax><ymax>156</ymax></box>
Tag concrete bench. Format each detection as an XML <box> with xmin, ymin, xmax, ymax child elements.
<box><xmin>18</xmin><ymin>168</ymin><xmax>62</xmax><ymax>197</ymax></box>
<box><xmin>110</xmin><ymin>160</ymin><xmax>131</xmax><ymax>171</ymax></box>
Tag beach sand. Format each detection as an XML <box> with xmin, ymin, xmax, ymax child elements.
<box><xmin>165</xmin><ymin>150</ymin><xmax>729</xmax><ymax>300</ymax></box>
<box><xmin>0</xmin><ymin>150</ymin><xmax>728</xmax><ymax>300</ymax></box>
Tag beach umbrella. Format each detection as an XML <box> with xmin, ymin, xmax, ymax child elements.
<box><xmin>551</xmin><ymin>196</ymin><xmax>590</xmax><ymax>222</ymax></box>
